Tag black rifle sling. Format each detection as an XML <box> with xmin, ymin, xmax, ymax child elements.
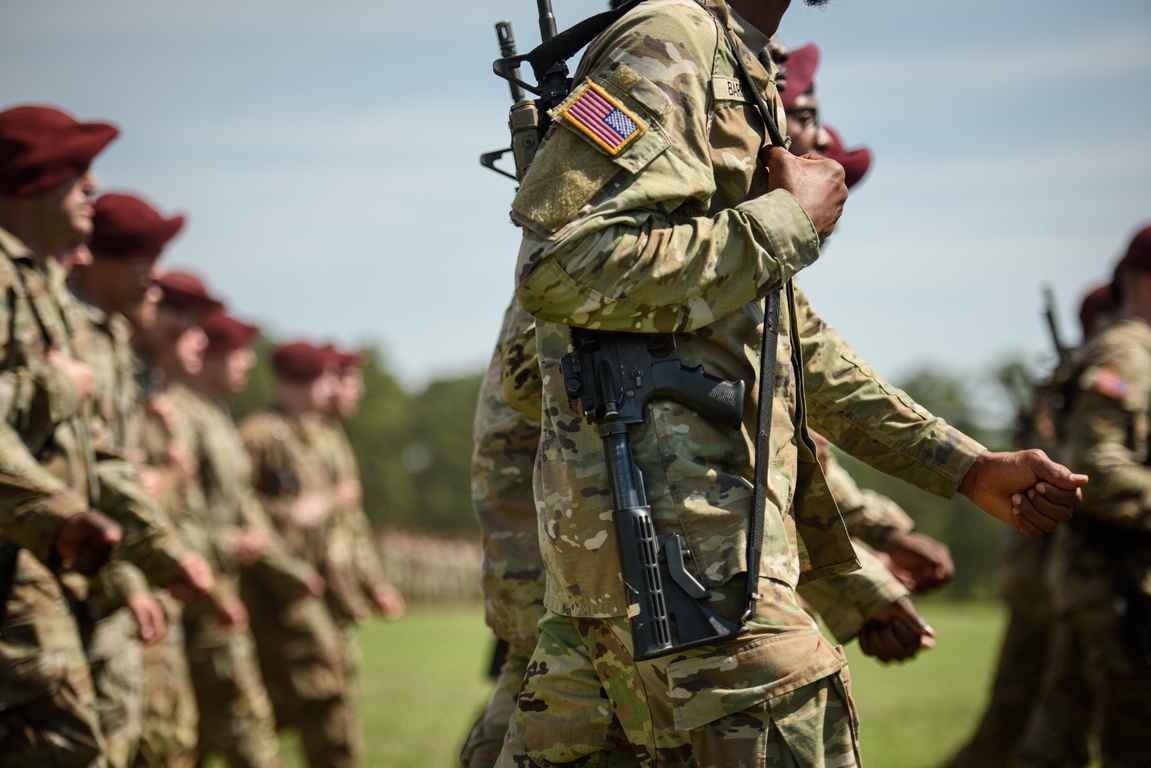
<box><xmin>716</xmin><ymin>20</ymin><xmax>789</xmax><ymax>619</ymax></box>
<box><xmin>520</xmin><ymin>0</ymin><xmax>646</xmax><ymax>81</ymax></box>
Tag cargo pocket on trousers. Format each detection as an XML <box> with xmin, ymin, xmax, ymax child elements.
<box><xmin>665</xmin><ymin>630</ymin><xmax>844</xmax><ymax>732</ymax></box>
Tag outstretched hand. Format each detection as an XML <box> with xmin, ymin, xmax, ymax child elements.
<box><xmin>958</xmin><ymin>450</ymin><xmax>1087</xmax><ymax>538</ymax></box>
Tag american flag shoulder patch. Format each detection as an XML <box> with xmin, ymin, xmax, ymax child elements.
<box><xmin>1092</xmin><ymin>365</ymin><xmax>1133</xmax><ymax>402</ymax></box>
<box><xmin>557</xmin><ymin>81</ymin><xmax>646</xmax><ymax>156</ymax></box>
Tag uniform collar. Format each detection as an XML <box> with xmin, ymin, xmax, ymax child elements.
<box><xmin>0</xmin><ymin>226</ymin><xmax>33</xmax><ymax>261</ymax></box>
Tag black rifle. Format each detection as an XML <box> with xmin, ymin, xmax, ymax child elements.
<box><xmin>482</xmin><ymin>0</ymin><xmax>646</xmax><ymax>181</ymax></box>
<box><xmin>561</xmin><ymin>330</ymin><xmax>745</xmax><ymax>660</ymax></box>
<box><xmin>1043</xmin><ymin>285</ymin><xmax>1071</xmax><ymax>367</ymax></box>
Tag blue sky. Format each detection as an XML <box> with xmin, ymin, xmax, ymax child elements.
<box><xmin>3</xmin><ymin>0</ymin><xmax>1149</xmax><ymax>390</ymax></box>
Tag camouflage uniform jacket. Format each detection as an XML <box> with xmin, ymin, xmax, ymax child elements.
<box><xmin>239</xmin><ymin>408</ymin><xmax>336</xmax><ymax>573</ymax></box>
<box><xmin>1056</xmin><ymin>316</ymin><xmax>1151</xmax><ymax>611</ymax></box>
<box><xmin>169</xmin><ymin>384</ymin><xmax>312</xmax><ymax>602</ymax></box>
<box><xmin>303</xmin><ymin>412</ymin><xmax>391</xmax><ymax>625</ymax></box>
<box><xmin>823</xmin><ymin>451</ymin><xmax>915</xmax><ymax>552</ymax></box>
<box><xmin>496</xmin><ymin>292</ymin><xmax>908</xmax><ymax>643</ymax></box>
<box><xmin>0</xmin><ymin>227</ymin><xmax>95</xmax><ymax>561</ymax></box>
<box><xmin>509</xmin><ymin>0</ymin><xmax>983</xmax><ymax>618</ymax></box>
<box><xmin>474</xmin><ymin>296</ymin><xmax>547</xmax><ymax>648</ymax></box>
<box><xmin>78</xmin><ymin>300</ymin><xmax>188</xmax><ymax>589</ymax></box>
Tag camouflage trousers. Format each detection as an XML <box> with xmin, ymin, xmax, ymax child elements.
<box><xmin>133</xmin><ymin>592</ymin><xmax>197</xmax><ymax>768</ymax></box>
<box><xmin>950</xmin><ymin>533</ymin><xmax>1090</xmax><ymax>768</ymax></box>
<box><xmin>496</xmin><ymin>609</ymin><xmax>859</xmax><ymax>768</ymax></box>
<box><xmin>460</xmin><ymin>642</ymin><xmax>534</xmax><ymax>768</ymax></box>
<box><xmin>88</xmin><ymin>608</ymin><xmax>145</xmax><ymax>768</ymax></box>
<box><xmin>1018</xmin><ymin>601</ymin><xmax>1150</xmax><ymax>768</ymax></box>
<box><xmin>0</xmin><ymin>550</ymin><xmax>105</xmax><ymax>768</ymax></box>
<box><xmin>184</xmin><ymin>612</ymin><xmax>280</xmax><ymax>768</ymax></box>
<box><xmin>243</xmin><ymin>578</ymin><xmax>355</xmax><ymax>768</ymax></box>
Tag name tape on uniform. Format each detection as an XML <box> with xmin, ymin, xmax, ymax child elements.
<box><xmin>558</xmin><ymin>81</ymin><xmax>646</xmax><ymax>156</ymax></box>
<box><xmin>712</xmin><ymin>76</ymin><xmax>749</xmax><ymax>102</ymax></box>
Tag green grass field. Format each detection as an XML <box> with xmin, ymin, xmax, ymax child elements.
<box><xmin>259</xmin><ymin>600</ymin><xmax>1015</xmax><ymax>768</ymax></box>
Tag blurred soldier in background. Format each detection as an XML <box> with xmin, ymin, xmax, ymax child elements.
<box><xmin>950</xmin><ymin>287</ymin><xmax>1114</xmax><ymax>767</ymax></box>
<box><xmin>305</xmin><ymin>346</ymin><xmax>404</xmax><ymax>768</ymax></box>
<box><xmin>240</xmin><ymin>342</ymin><xmax>355</xmax><ymax>768</ymax></box>
<box><xmin>70</xmin><ymin>192</ymin><xmax>208</xmax><ymax>768</ymax></box>
<box><xmin>309</xmin><ymin>347</ymin><xmax>403</xmax><ymax>629</ymax></box>
<box><xmin>170</xmin><ymin>306</ymin><xmax>318</xmax><ymax>768</ymax></box>
<box><xmin>0</xmin><ymin>102</ymin><xmax>124</xmax><ymax>767</ymax></box>
<box><xmin>1016</xmin><ymin>226</ymin><xmax>1151</xmax><ymax>767</ymax></box>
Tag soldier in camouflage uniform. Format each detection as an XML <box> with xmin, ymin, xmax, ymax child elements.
<box><xmin>239</xmin><ymin>341</ymin><xmax>354</xmax><ymax>768</ymax></box>
<box><xmin>171</xmin><ymin>309</ymin><xmax>322</xmax><ymax>768</ymax></box>
<box><xmin>1015</xmin><ymin>227</ymin><xmax>1151</xmax><ymax>768</ymax></box>
<box><xmin>73</xmin><ymin>194</ymin><xmax>223</xmax><ymax>768</ymax></box>
<box><xmin>0</xmin><ymin>104</ymin><xmax>216</xmax><ymax>766</ymax></box>
<box><xmin>307</xmin><ymin>347</ymin><xmax>404</xmax><ymax>629</ymax></box>
<box><xmin>949</xmin><ymin>288</ymin><xmax>1114</xmax><ymax>768</ymax></box>
<box><xmin>491</xmin><ymin>0</ymin><xmax>1086</xmax><ymax>764</ymax></box>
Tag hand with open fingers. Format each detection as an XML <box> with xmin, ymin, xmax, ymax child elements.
<box><xmin>958</xmin><ymin>450</ymin><xmax>1088</xmax><ymax>538</ymax></box>
<box><xmin>857</xmin><ymin>596</ymin><xmax>936</xmax><ymax>664</ymax></box>
<box><xmin>125</xmin><ymin>591</ymin><xmax>169</xmax><ymax>645</ymax></box>
<box><xmin>763</xmin><ymin>146</ymin><xmax>847</xmax><ymax>241</ymax></box>
<box><xmin>168</xmin><ymin>553</ymin><xmax>214</xmax><ymax>603</ymax></box>
<box><xmin>55</xmin><ymin>510</ymin><xmax>122</xmax><ymax>576</ymax></box>
<box><xmin>888</xmin><ymin>533</ymin><xmax>955</xmax><ymax>593</ymax></box>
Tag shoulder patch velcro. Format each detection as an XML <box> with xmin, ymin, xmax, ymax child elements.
<box><xmin>1091</xmin><ymin>365</ymin><xmax>1133</xmax><ymax>402</ymax></box>
<box><xmin>557</xmin><ymin>81</ymin><xmax>646</xmax><ymax>156</ymax></box>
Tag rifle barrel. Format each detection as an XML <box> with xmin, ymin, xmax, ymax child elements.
<box><xmin>537</xmin><ymin>0</ymin><xmax>558</xmax><ymax>42</ymax></box>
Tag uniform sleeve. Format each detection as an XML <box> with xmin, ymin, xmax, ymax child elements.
<box><xmin>797</xmin><ymin>541</ymin><xmax>908</xmax><ymax>643</ymax></box>
<box><xmin>824</xmin><ymin>453</ymin><xmax>915</xmax><ymax>551</ymax></box>
<box><xmin>349</xmin><ymin>505</ymin><xmax>389</xmax><ymax>595</ymax></box>
<box><xmin>1067</xmin><ymin>342</ymin><xmax>1151</xmax><ymax>530</ymax></box>
<box><xmin>511</xmin><ymin>8</ymin><xmax>818</xmax><ymax>335</ymax></box>
<box><xmin>796</xmin><ymin>288</ymin><xmax>985</xmax><ymax>498</ymax></box>
<box><xmin>94</xmin><ymin>457</ymin><xmax>189</xmax><ymax>586</ymax></box>
<box><xmin>0</xmin><ymin>365</ymin><xmax>87</xmax><ymax>564</ymax></box>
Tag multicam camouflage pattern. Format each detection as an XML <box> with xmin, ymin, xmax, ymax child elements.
<box><xmin>0</xmin><ymin>229</ymin><xmax>106</xmax><ymax>763</ymax></box>
<box><xmin>302</xmin><ymin>413</ymin><xmax>392</xmax><ymax>627</ymax></box>
<box><xmin>953</xmin><ymin>531</ymin><xmax>1090</xmax><ymax>768</ymax></box>
<box><xmin>133</xmin><ymin>591</ymin><xmax>198</xmax><ymax>768</ymax></box>
<box><xmin>499</xmin><ymin>598</ymin><xmax>857</xmax><ymax>768</ymax></box>
<box><xmin>167</xmin><ymin>384</ymin><xmax>308</xmax><ymax>768</ymax></box>
<box><xmin>799</xmin><ymin>543</ymin><xmax>907</xmax><ymax>644</ymax></box>
<box><xmin>475</xmin><ymin>297</ymin><xmax>547</xmax><ymax>648</ymax></box>
<box><xmin>821</xmin><ymin>452</ymin><xmax>915</xmax><ymax>552</ymax></box>
<box><xmin>460</xmin><ymin>642</ymin><xmax>534</xmax><ymax>768</ymax></box>
<box><xmin>86</xmin><ymin>607</ymin><xmax>144</xmax><ymax>768</ymax></box>
<box><xmin>510</xmin><ymin>0</ymin><xmax>983</xmax><ymax>619</ymax></box>
<box><xmin>239</xmin><ymin>410</ymin><xmax>356</xmax><ymax>768</ymax></box>
<box><xmin>1017</xmin><ymin>316</ymin><xmax>1151</xmax><ymax>765</ymax></box>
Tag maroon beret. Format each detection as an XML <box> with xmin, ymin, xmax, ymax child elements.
<box><xmin>1079</xmin><ymin>284</ymin><xmax>1118</xmax><ymax>338</ymax></box>
<box><xmin>273</xmin><ymin>342</ymin><xmax>336</xmax><ymax>382</ymax></box>
<box><xmin>329</xmin><ymin>345</ymin><xmax>366</xmax><ymax>371</ymax></box>
<box><xmin>823</xmin><ymin>125</ymin><xmax>873</xmax><ymax>190</ymax></box>
<box><xmin>0</xmin><ymin>105</ymin><xmax>119</xmax><ymax>198</ymax></box>
<box><xmin>202</xmin><ymin>312</ymin><xmax>259</xmax><ymax>354</ymax></box>
<box><xmin>780</xmin><ymin>44</ymin><xmax>819</xmax><ymax>111</ymax></box>
<box><xmin>157</xmin><ymin>271</ymin><xmax>224</xmax><ymax>313</ymax></box>
<box><xmin>1115</xmin><ymin>225</ymin><xmax>1151</xmax><ymax>277</ymax></box>
<box><xmin>91</xmin><ymin>193</ymin><xmax>185</xmax><ymax>260</ymax></box>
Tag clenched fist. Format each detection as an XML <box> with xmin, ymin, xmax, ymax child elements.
<box><xmin>55</xmin><ymin>510</ymin><xmax>121</xmax><ymax>576</ymax></box>
<box><xmin>958</xmin><ymin>450</ymin><xmax>1087</xmax><ymax>538</ymax></box>
<box><xmin>763</xmin><ymin>146</ymin><xmax>848</xmax><ymax>241</ymax></box>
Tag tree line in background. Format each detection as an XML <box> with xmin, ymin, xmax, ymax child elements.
<box><xmin>232</xmin><ymin>339</ymin><xmax>1046</xmax><ymax>599</ymax></box>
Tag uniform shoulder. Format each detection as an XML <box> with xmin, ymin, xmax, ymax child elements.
<box><xmin>584</xmin><ymin>0</ymin><xmax>721</xmax><ymax>79</ymax></box>
<box><xmin>238</xmin><ymin>410</ymin><xmax>292</xmax><ymax>446</ymax></box>
<box><xmin>1078</xmin><ymin>318</ymin><xmax>1151</xmax><ymax>410</ymax></box>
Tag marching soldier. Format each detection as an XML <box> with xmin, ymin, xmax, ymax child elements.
<box><xmin>492</xmin><ymin>0</ymin><xmax>1085</xmax><ymax>763</ymax></box>
<box><xmin>1016</xmin><ymin>226</ymin><xmax>1151</xmax><ymax>767</ymax></box>
<box><xmin>239</xmin><ymin>342</ymin><xmax>354</xmax><ymax>768</ymax></box>
<box><xmin>168</xmin><ymin>297</ymin><xmax>317</xmax><ymax>768</ymax></box>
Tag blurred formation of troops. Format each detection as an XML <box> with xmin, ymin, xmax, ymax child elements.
<box><xmin>461</xmin><ymin>0</ymin><xmax>1145</xmax><ymax>767</ymax></box>
<box><xmin>0</xmin><ymin>104</ymin><xmax>403</xmax><ymax>767</ymax></box>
